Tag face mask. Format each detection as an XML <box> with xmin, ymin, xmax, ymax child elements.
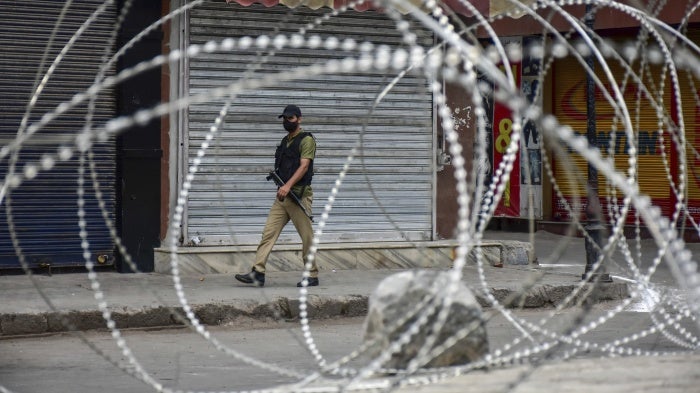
<box><xmin>283</xmin><ymin>119</ymin><xmax>298</xmax><ymax>132</ymax></box>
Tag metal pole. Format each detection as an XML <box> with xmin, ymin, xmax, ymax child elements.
<box><xmin>582</xmin><ymin>4</ymin><xmax>612</xmax><ymax>282</ymax></box>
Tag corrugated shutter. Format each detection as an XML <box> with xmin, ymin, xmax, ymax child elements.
<box><xmin>552</xmin><ymin>48</ymin><xmax>673</xmax><ymax>221</ymax></box>
<box><xmin>0</xmin><ymin>0</ymin><xmax>117</xmax><ymax>268</ymax></box>
<box><xmin>185</xmin><ymin>2</ymin><xmax>434</xmax><ymax>245</ymax></box>
<box><xmin>679</xmin><ymin>28</ymin><xmax>700</xmax><ymax>223</ymax></box>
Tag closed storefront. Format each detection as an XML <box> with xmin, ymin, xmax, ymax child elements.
<box><xmin>551</xmin><ymin>44</ymin><xmax>677</xmax><ymax>222</ymax></box>
<box><xmin>180</xmin><ymin>2</ymin><xmax>435</xmax><ymax>245</ymax></box>
<box><xmin>0</xmin><ymin>0</ymin><xmax>117</xmax><ymax>268</ymax></box>
<box><xmin>678</xmin><ymin>29</ymin><xmax>700</xmax><ymax>225</ymax></box>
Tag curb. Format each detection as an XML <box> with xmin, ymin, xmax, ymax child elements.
<box><xmin>0</xmin><ymin>282</ymin><xmax>628</xmax><ymax>337</ymax></box>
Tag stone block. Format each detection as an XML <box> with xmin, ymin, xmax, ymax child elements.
<box><xmin>501</xmin><ymin>241</ymin><xmax>534</xmax><ymax>265</ymax></box>
<box><xmin>363</xmin><ymin>270</ymin><xmax>489</xmax><ymax>370</ymax></box>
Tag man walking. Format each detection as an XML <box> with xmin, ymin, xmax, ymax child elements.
<box><xmin>235</xmin><ymin>105</ymin><xmax>319</xmax><ymax>287</ymax></box>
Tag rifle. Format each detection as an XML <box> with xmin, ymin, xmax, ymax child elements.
<box><xmin>266</xmin><ymin>171</ymin><xmax>314</xmax><ymax>221</ymax></box>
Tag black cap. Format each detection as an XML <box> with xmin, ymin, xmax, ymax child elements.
<box><xmin>278</xmin><ymin>104</ymin><xmax>302</xmax><ymax>118</ymax></box>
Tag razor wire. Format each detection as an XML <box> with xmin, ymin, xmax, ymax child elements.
<box><xmin>1</xmin><ymin>0</ymin><xmax>700</xmax><ymax>392</ymax></box>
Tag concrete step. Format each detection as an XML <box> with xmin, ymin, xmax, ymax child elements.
<box><xmin>154</xmin><ymin>240</ymin><xmax>535</xmax><ymax>275</ymax></box>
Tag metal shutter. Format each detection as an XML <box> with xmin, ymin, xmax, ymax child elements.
<box><xmin>678</xmin><ymin>29</ymin><xmax>700</xmax><ymax>224</ymax></box>
<box><xmin>551</xmin><ymin>49</ymin><xmax>674</xmax><ymax>222</ymax></box>
<box><xmin>185</xmin><ymin>2</ymin><xmax>435</xmax><ymax>245</ymax></box>
<box><xmin>0</xmin><ymin>0</ymin><xmax>117</xmax><ymax>268</ymax></box>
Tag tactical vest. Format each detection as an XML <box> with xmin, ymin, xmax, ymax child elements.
<box><xmin>274</xmin><ymin>132</ymin><xmax>314</xmax><ymax>186</ymax></box>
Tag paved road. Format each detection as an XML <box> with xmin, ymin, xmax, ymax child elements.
<box><xmin>1</xmin><ymin>304</ymin><xmax>696</xmax><ymax>393</ymax></box>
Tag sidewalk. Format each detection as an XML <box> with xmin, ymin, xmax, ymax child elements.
<box><xmin>0</xmin><ymin>260</ymin><xmax>628</xmax><ymax>337</ymax></box>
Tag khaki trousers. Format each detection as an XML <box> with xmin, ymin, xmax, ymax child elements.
<box><xmin>253</xmin><ymin>192</ymin><xmax>318</xmax><ymax>277</ymax></box>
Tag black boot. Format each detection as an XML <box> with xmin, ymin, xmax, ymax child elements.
<box><xmin>235</xmin><ymin>268</ymin><xmax>265</xmax><ymax>287</ymax></box>
<box><xmin>296</xmin><ymin>277</ymin><xmax>319</xmax><ymax>287</ymax></box>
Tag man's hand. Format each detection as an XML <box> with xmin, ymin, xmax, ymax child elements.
<box><xmin>277</xmin><ymin>184</ymin><xmax>291</xmax><ymax>201</ymax></box>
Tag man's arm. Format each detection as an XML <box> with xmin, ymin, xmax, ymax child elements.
<box><xmin>277</xmin><ymin>158</ymin><xmax>310</xmax><ymax>201</ymax></box>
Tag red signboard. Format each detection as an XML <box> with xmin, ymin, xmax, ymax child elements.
<box><xmin>493</xmin><ymin>62</ymin><xmax>521</xmax><ymax>216</ymax></box>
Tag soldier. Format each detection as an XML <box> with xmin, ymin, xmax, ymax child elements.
<box><xmin>235</xmin><ymin>105</ymin><xmax>319</xmax><ymax>287</ymax></box>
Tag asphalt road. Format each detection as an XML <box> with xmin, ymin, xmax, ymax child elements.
<box><xmin>1</xmin><ymin>302</ymin><xmax>696</xmax><ymax>393</ymax></box>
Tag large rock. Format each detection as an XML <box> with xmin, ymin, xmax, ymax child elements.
<box><xmin>363</xmin><ymin>270</ymin><xmax>489</xmax><ymax>370</ymax></box>
<box><xmin>501</xmin><ymin>241</ymin><xmax>534</xmax><ymax>265</ymax></box>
